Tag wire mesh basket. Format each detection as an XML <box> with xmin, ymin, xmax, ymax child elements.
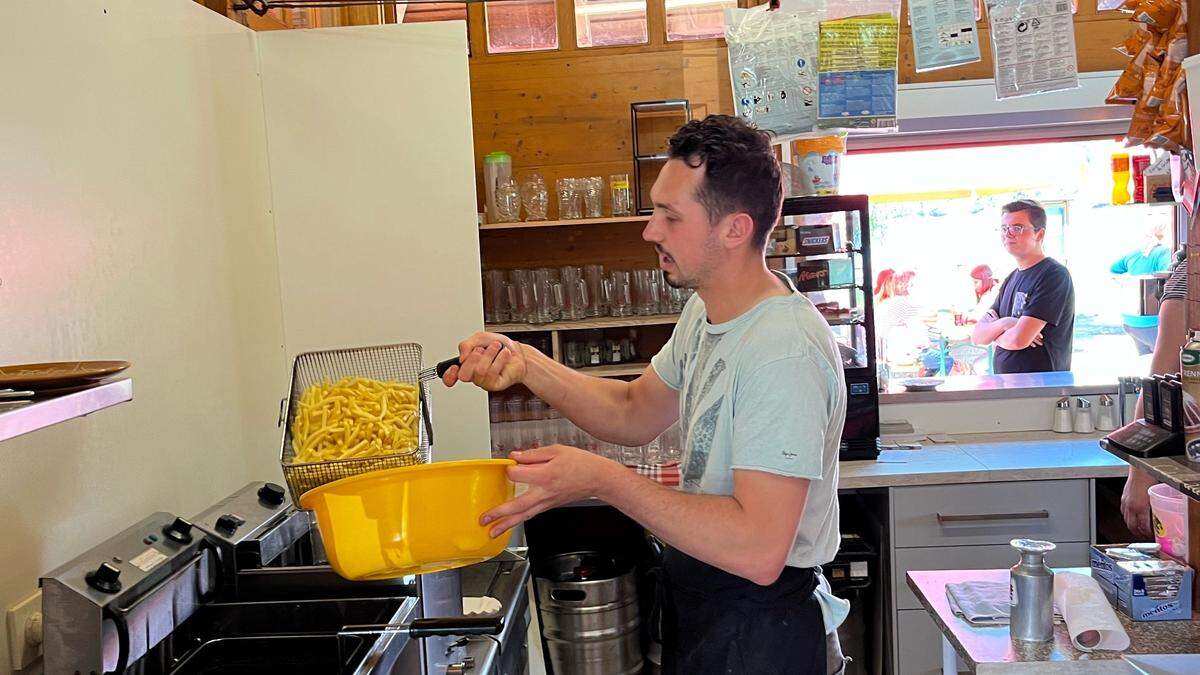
<box><xmin>279</xmin><ymin>342</ymin><xmax>434</xmax><ymax>503</ymax></box>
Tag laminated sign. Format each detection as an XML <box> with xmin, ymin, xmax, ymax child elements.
<box><xmin>986</xmin><ymin>0</ymin><xmax>1080</xmax><ymax>99</ymax></box>
<box><xmin>909</xmin><ymin>0</ymin><xmax>982</xmax><ymax>72</ymax></box>
<box><xmin>817</xmin><ymin>14</ymin><xmax>900</xmax><ymax>130</ymax></box>
<box><xmin>725</xmin><ymin>6</ymin><xmax>820</xmax><ymax>138</ymax></box>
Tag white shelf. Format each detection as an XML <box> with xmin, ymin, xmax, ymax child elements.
<box><xmin>486</xmin><ymin>313</ymin><xmax>681</xmax><ymax>334</ymax></box>
<box><xmin>479</xmin><ymin>215</ymin><xmax>651</xmax><ymax>231</ymax></box>
<box><xmin>0</xmin><ymin>379</ymin><xmax>133</xmax><ymax>443</ymax></box>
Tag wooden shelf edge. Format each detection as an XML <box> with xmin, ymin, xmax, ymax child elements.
<box><xmin>480</xmin><ymin>215</ymin><xmax>651</xmax><ymax>230</ymax></box>
<box><xmin>0</xmin><ymin>378</ymin><xmax>133</xmax><ymax>443</ymax></box>
<box><xmin>486</xmin><ymin>313</ymin><xmax>681</xmax><ymax>333</ymax></box>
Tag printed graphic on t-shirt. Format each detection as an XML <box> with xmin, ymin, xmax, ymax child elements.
<box><xmin>682</xmin><ymin>396</ymin><xmax>722</xmax><ymax>490</ymax></box>
<box><xmin>1011</xmin><ymin>291</ymin><xmax>1028</xmax><ymax>317</ymax></box>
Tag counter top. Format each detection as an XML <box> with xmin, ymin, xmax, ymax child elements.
<box><xmin>839</xmin><ymin>431</ymin><xmax>1128</xmax><ymax>489</ymax></box>
<box><xmin>884</xmin><ymin>371</ymin><xmax>1118</xmax><ymax>403</ymax></box>
<box><xmin>907</xmin><ymin>567</ymin><xmax>1200</xmax><ymax>673</ymax></box>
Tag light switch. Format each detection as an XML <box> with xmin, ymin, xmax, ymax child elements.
<box><xmin>6</xmin><ymin>590</ymin><xmax>42</xmax><ymax>670</ymax></box>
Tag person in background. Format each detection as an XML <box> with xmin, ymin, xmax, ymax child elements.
<box><xmin>874</xmin><ymin>268</ymin><xmax>896</xmax><ymax>304</ymax></box>
<box><xmin>971</xmin><ymin>199</ymin><xmax>1075</xmax><ymax>374</ymax></box>
<box><xmin>1111</xmin><ymin>222</ymin><xmax>1173</xmax><ymax>356</ymax></box>
<box><xmin>969</xmin><ymin>264</ymin><xmax>999</xmax><ymax>321</ymax></box>
<box><xmin>1122</xmin><ymin>251</ymin><xmax>1187</xmax><ymax>538</ymax></box>
<box><xmin>876</xmin><ymin>269</ymin><xmax>926</xmax><ymax>364</ymax></box>
<box><xmin>446</xmin><ymin>115</ymin><xmax>848</xmax><ymax>674</ymax></box>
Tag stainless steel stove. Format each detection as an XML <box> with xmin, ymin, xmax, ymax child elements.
<box><xmin>40</xmin><ymin>481</ymin><xmax>530</xmax><ymax>675</ymax></box>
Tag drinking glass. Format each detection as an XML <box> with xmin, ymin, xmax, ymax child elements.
<box><xmin>556</xmin><ymin>178</ymin><xmax>582</xmax><ymax>219</ymax></box>
<box><xmin>633</xmin><ymin>269</ymin><xmax>661</xmax><ymax>315</ymax></box>
<box><xmin>584</xmin><ymin>264</ymin><xmax>607</xmax><ymax>316</ymax></box>
<box><xmin>520</xmin><ymin>174</ymin><xmax>549</xmax><ymax>221</ymax></box>
<box><xmin>582</xmin><ymin>176</ymin><xmax>604</xmax><ymax>218</ymax></box>
<box><xmin>495</xmin><ymin>176</ymin><xmax>521</xmax><ymax>223</ymax></box>
<box><xmin>608</xmin><ymin>270</ymin><xmax>633</xmax><ymax>317</ymax></box>
<box><xmin>483</xmin><ymin>269</ymin><xmax>509</xmax><ymax>323</ymax></box>
<box><xmin>610</xmin><ymin>174</ymin><xmax>632</xmax><ymax>216</ymax></box>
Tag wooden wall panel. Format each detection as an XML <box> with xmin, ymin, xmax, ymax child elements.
<box><xmin>480</xmin><ymin>221</ymin><xmax>658</xmax><ymax>271</ymax></box>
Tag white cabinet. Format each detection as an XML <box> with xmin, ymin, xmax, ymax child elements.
<box><xmin>888</xmin><ymin>479</ymin><xmax>1094</xmax><ymax>674</ymax></box>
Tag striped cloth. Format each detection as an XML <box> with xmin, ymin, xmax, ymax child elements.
<box><xmin>629</xmin><ymin>462</ymin><xmax>680</xmax><ymax>487</ymax></box>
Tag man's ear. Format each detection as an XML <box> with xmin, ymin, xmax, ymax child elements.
<box><xmin>721</xmin><ymin>212</ymin><xmax>756</xmax><ymax>250</ymax></box>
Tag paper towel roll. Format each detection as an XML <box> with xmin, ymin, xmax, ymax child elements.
<box><xmin>1053</xmin><ymin>572</ymin><xmax>1130</xmax><ymax>652</ymax></box>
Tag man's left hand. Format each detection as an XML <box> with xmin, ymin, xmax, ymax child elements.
<box><xmin>481</xmin><ymin>445</ymin><xmax>618</xmax><ymax>538</ymax></box>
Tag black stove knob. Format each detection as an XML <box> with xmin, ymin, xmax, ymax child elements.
<box><xmin>162</xmin><ymin>517</ymin><xmax>194</xmax><ymax>544</ymax></box>
<box><xmin>85</xmin><ymin>562</ymin><xmax>122</xmax><ymax>594</ymax></box>
<box><xmin>215</xmin><ymin>513</ymin><xmax>245</xmax><ymax>534</ymax></box>
<box><xmin>257</xmin><ymin>482</ymin><xmax>286</xmax><ymax>507</ymax></box>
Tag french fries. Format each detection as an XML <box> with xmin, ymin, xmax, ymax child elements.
<box><xmin>290</xmin><ymin>377</ymin><xmax>420</xmax><ymax>464</ymax></box>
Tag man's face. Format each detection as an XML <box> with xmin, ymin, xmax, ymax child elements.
<box><xmin>642</xmin><ymin>159</ymin><xmax>725</xmax><ymax>289</ymax></box>
<box><xmin>1000</xmin><ymin>209</ymin><xmax>1043</xmax><ymax>259</ymax></box>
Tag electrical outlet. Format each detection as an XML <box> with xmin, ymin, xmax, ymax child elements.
<box><xmin>6</xmin><ymin>590</ymin><xmax>42</xmax><ymax>670</ymax></box>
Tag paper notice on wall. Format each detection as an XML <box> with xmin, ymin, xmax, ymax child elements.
<box><xmin>817</xmin><ymin>13</ymin><xmax>899</xmax><ymax>131</ymax></box>
<box><xmin>910</xmin><ymin>0</ymin><xmax>982</xmax><ymax>72</ymax></box>
<box><xmin>725</xmin><ymin>6</ymin><xmax>821</xmax><ymax>138</ymax></box>
<box><xmin>986</xmin><ymin>0</ymin><xmax>1079</xmax><ymax>100</ymax></box>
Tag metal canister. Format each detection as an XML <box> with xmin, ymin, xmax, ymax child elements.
<box><xmin>1009</xmin><ymin>539</ymin><xmax>1055</xmax><ymax>643</ymax></box>
<box><xmin>1182</xmin><ymin>330</ymin><xmax>1200</xmax><ymax>460</ymax></box>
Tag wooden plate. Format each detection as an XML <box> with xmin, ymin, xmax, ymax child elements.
<box><xmin>0</xmin><ymin>361</ymin><xmax>131</xmax><ymax>389</ymax></box>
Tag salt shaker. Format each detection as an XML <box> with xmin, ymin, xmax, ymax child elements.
<box><xmin>1073</xmin><ymin>397</ymin><xmax>1094</xmax><ymax>433</ymax></box>
<box><xmin>1010</xmin><ymin>539</ymin><xmax>1056</xmax><ymax>643</ymax></box>
<box><xmin>1095</xmin><ymin>394</ymin><xmax>1118</xmax><ymax>432</ymax></box>
<box><xmin>1052</xmin><ymin>397</ymin><xmax>1073</xmax><ymax>433</ymax></box>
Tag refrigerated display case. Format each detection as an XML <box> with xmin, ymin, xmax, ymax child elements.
<box><xmin>769</xmin><ymin>194</ymin><xmax>879</xmax><ymax>461</ymax></box>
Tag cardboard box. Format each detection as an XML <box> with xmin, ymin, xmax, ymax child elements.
<box><xmin>1090</xmin><ymin>545</ymin><xmax>1193</xmax><ymax>621</ymax></box>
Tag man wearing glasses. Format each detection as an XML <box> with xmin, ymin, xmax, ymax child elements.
<box><xmin>971</xmin><ymin>199</ymin><xmax>1075</xmax><ymax>374</ymax></box>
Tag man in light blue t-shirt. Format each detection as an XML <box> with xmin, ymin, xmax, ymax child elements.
<box><xmin>445</xmin><ymin>116</ymin><xmax>847</xmax><ymax>674</ymax></box>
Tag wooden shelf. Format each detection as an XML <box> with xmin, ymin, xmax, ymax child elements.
<box><xmin>486</xmin><ymin>313</ymin><xmax>681</xmax><ymax>334</ymax></box>
<box><xmin>1098</xmin><ymin>439</ymin><xmax>1200</xmax><ymax>501</ymax></box>
<box><xmin>574</xmin><ymin>363</ymin><xmax>649</xmax><ymax>377</ymax></box>
<box><xmin>0</xmin><ymin>379</ymin><xmax>133</xmax><ymax>443</ymax></box>
<box><xmin>479</xmin><ymin>215</ymin><xmax>651</xmax><ymax>231</ymax></box>
<box><xmin>487</xmin><ymin>310</ymin><xmax>860</xmax><ymax>333</ymax></box>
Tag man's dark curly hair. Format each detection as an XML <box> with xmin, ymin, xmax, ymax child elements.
<box><xmin>666</xmin><ymin>115</ymin><xmax>782</xmax><ymax>249</ymax></box>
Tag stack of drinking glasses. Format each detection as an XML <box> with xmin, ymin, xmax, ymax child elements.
<box><xmin>489</xmin><ymin>393</ymin><xmax>683</xmax><ymax>466</ymax></box>
<box><xmin>484</xmin><ymin>266</ymin><xmax>694</xmax><ymax>325</ymax></box>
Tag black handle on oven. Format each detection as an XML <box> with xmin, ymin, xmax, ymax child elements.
<box><xmin>409</xmin><ymin>616</ymin><xmax>504</xmax><ymax>638</ymax></box>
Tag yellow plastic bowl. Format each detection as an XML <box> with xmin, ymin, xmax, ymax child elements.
<box><xmin>299</xmin><ymin>459</ymin><xmax>516</xmax><ymax>581</ymax></box>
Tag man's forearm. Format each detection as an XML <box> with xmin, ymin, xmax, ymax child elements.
<box><xmin>994</xmin><ymin>326</ymin><xmax>1031</xmax><ymax>350</ymax></box>
<box><xmin>972</xmin><ymin>315</ymin><xmax>1013</xmax><ymax>345</ymax></box>
<box><xmin>595</xmin><ymin>463</ymin><xmax>787</xmax><ymax>585</ymax></box>
<box><xmin>519</xmin><ymin>343</ymin><xmax>659</xmax><ymax>446</ymax></box>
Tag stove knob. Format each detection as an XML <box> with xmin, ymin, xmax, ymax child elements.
<box><xmin>85</xmin><ymin>562</ymin><xmax>122</xmax><ymax>594</ymax></box>
<box><xmin>257</xmin><ymin>482</ymin><xmax>286</xmax><ymax>507</ymax></box>
<box><xmin>215</xmin><ymin>513</ymin><xmax>245</xmax><ymax>534</ymax></box>
<box><xmin>162</xmin><ymin>517</ymin><xmax>194</xmax><ymax>544</ymax></box>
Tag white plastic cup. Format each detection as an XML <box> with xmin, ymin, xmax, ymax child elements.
<box><xmin>1148</xmin><ymin>482</ymin><xmax>1189</xmax><ymax>561</ymax></box>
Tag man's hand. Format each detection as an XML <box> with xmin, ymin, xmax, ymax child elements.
<box><xmin>481</xmin><ymin>445</ymin><xmax>618</xmax><ymax>537</ymax></box>
<box><xmin>443</xmin><ymin>333</ymin><xmax>527</xmax><ymax>391</ymax></box>
<box><xmin>1122</xmin><ymin>468</ymin><xmax>1157</xmax><ymax>539</ymax></box>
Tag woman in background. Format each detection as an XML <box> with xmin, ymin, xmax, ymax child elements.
<box><xmin>969</xmin><ymin>264</ymin><xmax>999</xmax><ymax>321</ymax></box>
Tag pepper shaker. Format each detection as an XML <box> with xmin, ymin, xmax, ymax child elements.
<box><xmin>1095</xmin><ymin>394</ymin><xmax>1117</xmax><ymax>432</ymax></box>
